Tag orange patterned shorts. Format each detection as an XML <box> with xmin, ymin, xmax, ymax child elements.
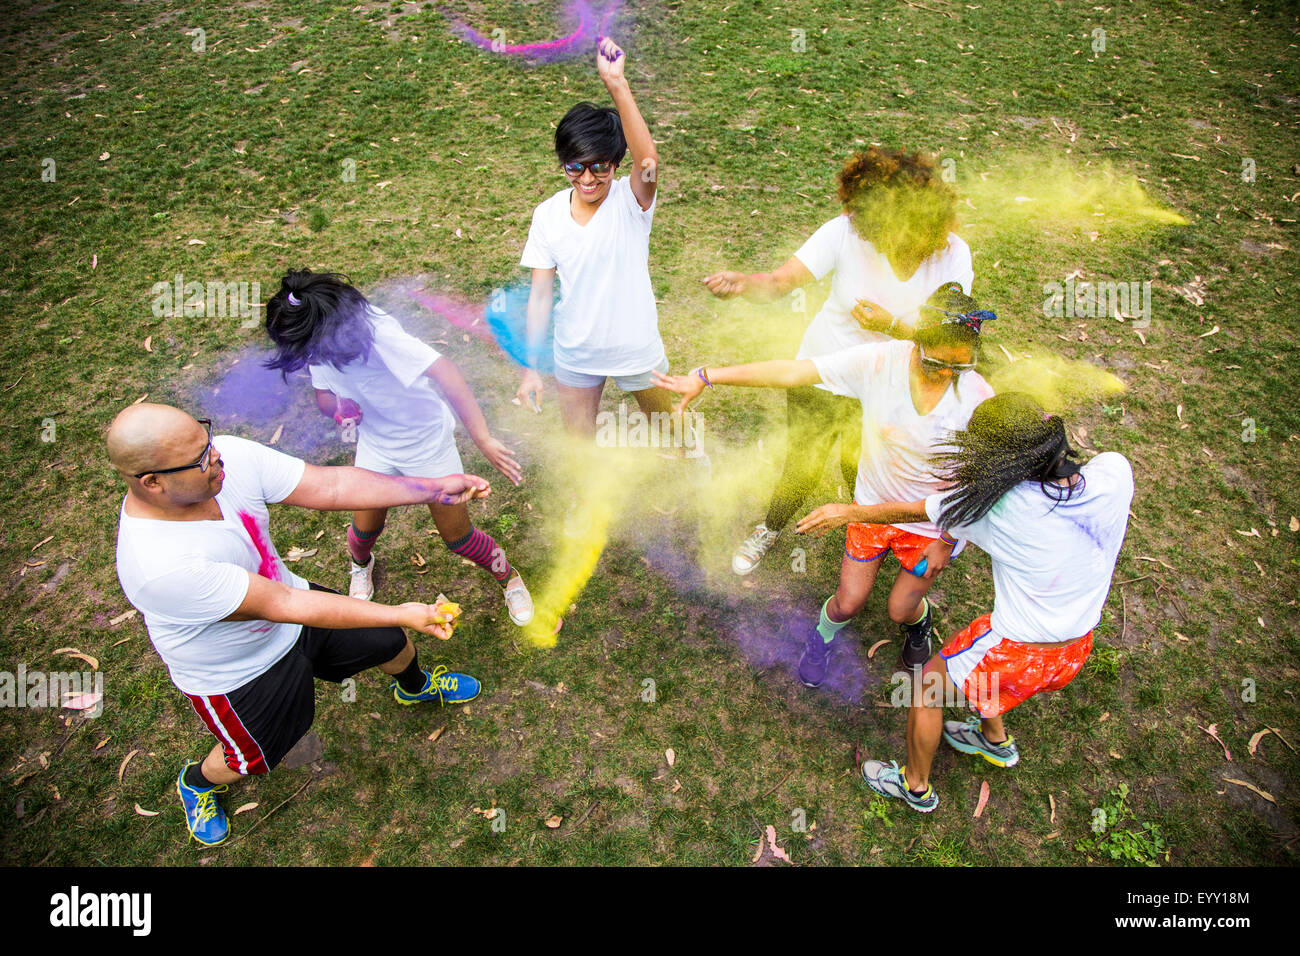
<box><xmin>940</xmin><ymin>613</ymin><xmax>1094</xmax><ymax>718</ymax></box>
<box><xmin>845</xmin><ymin>522</ymin><xmax>938</xmax><ymax>576</ymax></box>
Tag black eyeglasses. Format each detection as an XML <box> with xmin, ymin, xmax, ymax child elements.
<box><xmin>133</xmin><ymin>419</ymin><xmax>215</xmax><ymax>478</ymax></box>
<box><xmin>917</xmin><ymin>345</ymin><xmax>976</xmax><ymax>374</ymax></box>
<box><xmin>563</xmin><ymin>160</ymin><xmax>616</xmax><ymax>177</ymax></box>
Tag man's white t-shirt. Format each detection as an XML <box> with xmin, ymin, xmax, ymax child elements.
<box><xmin>814</xmin><ymin>340</ymin><xmax>994</xmax><ymax>538</ymax></box>
<box><xmin>115</xmin><ymin>435</ymin><xmax>309</xmax><ymax>696</ymax></box>
<box><xmin>793</xmin><ymin>215</ymin><xmax>974</xmax><ymax>396</ymax></box>
<box><xmin>925</xmin><ymin>452</ymin><xmax>1135</xmax><ymax>643</ymax></box>
<box><xmin>519</xmin><ymin>176</ymin><xmax>667</xmax><ymax>376</ymax></box>
<box><xmin>309</xmin><ymin>307</ymin><xmax>457</xmax><ymax>466</ymax></box>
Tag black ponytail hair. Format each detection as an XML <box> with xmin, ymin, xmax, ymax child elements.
<box><xmin>263</xmin><ymin>268</ymin><xmax>375</xmax><ymax>375</ymax></box>
<box><xmin>932</xmin><ymin>392</ymin><xmax>1082</xmax><ymax>530</ymax></box>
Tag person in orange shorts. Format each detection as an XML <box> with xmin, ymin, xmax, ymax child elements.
<box><xmin>654</xmin><ymin>284</ymin><xmax>996</xmax><ymax>678</ymax></box>
<box><xmin>798</xmin><ymin>392</ymin><xmax>1134</xmax><ymax>812</ymax></box>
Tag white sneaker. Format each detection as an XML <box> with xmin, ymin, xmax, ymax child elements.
<box><xmin>502</xmin><ymin>571</ymin><xmax>534</xmax><ymax>626</ymax></box>
<box><xmin>732</xmin><ymin>524</ymin><xmax>778</xmax><ymax>576</ymax></box>
<box><xmin>349</xmin><ymin>555</ymin><xmax>375</xmax><ymax>600</ymax></box>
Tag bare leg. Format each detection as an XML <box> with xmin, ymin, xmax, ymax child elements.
<box><xmin>980</xmin><ymin>714</ymin><xmax>1008</xmax><ymax>743</ymax></box>
<box><xmin>556</xmin><ymin>381</ymin><xmax>605</xmax><ymax>440</ymax></box>
<box><xmin>629</xmin><ymin>385</ymin><xmax>691</xmax><ymax>456</ymax></box>
<box><xmin>199</xmin><ymin>744</ymin><xmax>242</xmax><ymax>786</ymax></box>
<box><xmin>904</xmin><ymin>654</ymin><xmax>960</xmax><ymax>792</ymax></box>
<box><xmin>427</xmin><ymin>500</ymin><xmax>472</xmax><ymax>543</ymax></box>
<box><xmin>377</xmin><ymin>636</ymin><xmax>416</xmax><ymax>675</ymax></box>
<box><xmin>828</xmin><ymin>552</ymin><xmax>883</xmax><ymax>621</ymax></box>
<box><xmin>885</xmin><ymin>566</ymin><xmax>939</xmax><ymax>624</ymax></box>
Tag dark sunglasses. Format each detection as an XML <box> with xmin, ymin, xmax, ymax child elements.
<box><xmin>563</xmin><ymin>160</ymin><xmax>616</xmax><ymax>177</ymax></box>
<box><xmin>917</xmin><ymin>345</ymin><xmax>976</xmax><ymax>374</ymax></box>
<box><xmin>133</xmin><ymin>419</ymin><xmax>215</xmax><ymax>478</ymax></box>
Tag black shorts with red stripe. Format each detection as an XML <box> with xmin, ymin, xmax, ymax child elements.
<box><xmin>184</xmin><ymin>583</ymin><xmax>406</xmax><ymax>775</ymax></box>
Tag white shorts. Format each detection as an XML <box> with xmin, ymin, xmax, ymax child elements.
<box><xmin>354</xmin><ymin>439</ymin><xmax>464</xmax><ymax>479</ymax></box>
<box><xmin>554</xmin><ymin>357</ymin><xmax>670</xmax><ymax>392</ymax></box>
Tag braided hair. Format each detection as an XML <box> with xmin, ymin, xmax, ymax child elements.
<box><xmin>932</xmin><ymin>392</ymin><xmax>1082</xmax><ymax>530</ymax></box>
<box><xmin>263</xmin><ymin>268</ymin><xmax>375</xmax><ymax>375</ymax></box>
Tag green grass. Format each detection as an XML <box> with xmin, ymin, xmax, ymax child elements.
<box><xmin>1</xmin><ymin>0</ymin><xmax>1298</xmax><ymax>866</ymax></box>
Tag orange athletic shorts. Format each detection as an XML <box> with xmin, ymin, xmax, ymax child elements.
<box><xmin>845</xmin><ymin>522</ymin><xmax>937</xmax><ymax>576</ymax></box>
<box><xmin>939</xmin><ymin>613</ymin><xmax>1094</xmax><ymax>718</ymax></box>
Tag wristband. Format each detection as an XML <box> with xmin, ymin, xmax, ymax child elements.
<box><xmin>696</xmin><ymin>367</ymin><xmax>714</xmax><ymax>390</ymax></box>
<box><xmin>939</xmin><ymin>532</ymin><xmax>958</xmax><ymax>546</ymax></box>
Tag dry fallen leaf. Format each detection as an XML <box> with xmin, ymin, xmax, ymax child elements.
<box><xmin>233</xmin><ymin>802</ymin><xmax>259</xmax><ymax>815</ymax></box>
<box><xmin>284</xmin><ymin>546</ymin><xmax>317</xmax><ymax>563</ymax></box>
<box><xmin>134</xmin><ymin>804</ymin><xmax>159</xmax><ymax>817</ymax></box>
<box><xmin>1223</xmin><ymin>777</ymin><xmax>1275</xmax><ymax>804</ymax></box>
<box><xmin>764</xmin><ymin>825</ymin><xmax>793</xmax><ymax>864</ymax></box>
<box><xmin>544</xmin><ymin>815</ymin><xmax>563</xmax><ymax>829</ymax></box>
<box><xmin>62</xmin><ymin>692</ymin><xmax>102</xmax><ymax>711</ymax></box>
<box><xmin>94</xmin><ymin>737</ymin><xmax>110</xmax><ymax>751</ymax></box>
<box><xmin>973</xmin><ymin>780</ymin><xmax>990</xmax><ymax>818</ymax></box>
<box><xmin>31</xmin><ymin>536</ymin><xmax>53</xmax><ymax>552</ymax></box>
<box><xmin>269</xmin><ymin>424</ymin><xmax>283</xmax><ymax>445</ymax></box>
<box><xmin>867</xmin><ymin>639</ymin><xmax>890</xmax><ymax>659</ymax></box>
<box><xmin>427</xmin><ymin>727</ymin><xmax>445</xmax><ymax>744</ymax></box>
<box><xmin>314</xmin><ymin>529</ymin><xmax>326</xmax><ymax>540</ymax></box>
<box><xmin>143</xmin><ymin>336</ymin><xmax>152</xmax><ymax>353</ymax></box>
<box><xmin>117</xmin><ymin>749</ymin><xmax>139</xmax><ymax>783</ymax></box>
<box><xmin>62</xmin><ymin>652</ymin><xmax>98</xmax><ymax>670</ymax></box>
<box><xmin>108</xmin><ymin>608</ymin><xmax>138</xmax><ymax>626</ymax></box>
<box><xmin>1049</xmin><ymin>793</ymin><xmax>1056</xmax><ymax>824</ymax></box>
<box><xmin>1199</xmin><ymin>325</ymin><xmax>1220</xmax><ymax>338</ymax></box>
<box><xmin>1248</xmin><ymin>729</ymin><xmax>1272</xmax><ymax>757</ymax></box>
<box><xmin>98</xmin><ymin>151</ymin><xmax>110</xmax><ymax>161</ymax></box>
<box><xmin>1290</xmin><ymin>516</ymin><xmax>1299</xmax><ymax>532</ymax></box>
<box><xmin>666</xmin><ymin>748</ymin><xmax>676</xmax><ymax>767</ymax></box>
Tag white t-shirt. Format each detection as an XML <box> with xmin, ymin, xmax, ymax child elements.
<box><xmin>925</xmin><ymin>452</ymin><xmax>1135</xmax><ymax>643</ymax></box>
<box><xmin>115</xmin><ymin>435</ymin><xmax>309</xmax><ymax>696</ymax></box>
<box><xmin>309</xmin><ymin>307</ymin><xmax>457</xmax><ymax>466</ymax></box>
<box><xmin>519</xmin><ymin>176</ymin><xmax>667</xmax><ymax>376</ymax></box>
<box><xmin>793</xmin><ymin>215</ymin><xmax>974</xmax><ymax>396</ymax></box>
<box><xmin>814</xmin><ymin>340</ymin><xmax>994</xmax><ymax>538</ymax></box>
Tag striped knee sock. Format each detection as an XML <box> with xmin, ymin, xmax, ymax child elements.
<box><xmin>447</xmin><ymin>527</ymin><xmax>512</xmax><ymax>583</ymax></box>
<box><xmin>347</xmin><ymin>523</ymin><xmax>384</xmax><ymax>564</ymax></box>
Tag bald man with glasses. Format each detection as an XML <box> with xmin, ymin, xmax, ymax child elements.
<box><xmin>109</xmin><ymin>403</ymin><xmax>489</xmax><ymax>846</ymax></box>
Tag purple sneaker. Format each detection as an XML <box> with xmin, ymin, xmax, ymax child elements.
<box><xmin>798</xmin><ymin>631</ymin><xmax>835</xmax><ymax>688</ymax></box>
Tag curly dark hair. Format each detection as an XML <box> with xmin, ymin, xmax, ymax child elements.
<box><xmin>836</xmin><ymin>147</ymin><xmax>958</xmax><ymax>267</ymax></box>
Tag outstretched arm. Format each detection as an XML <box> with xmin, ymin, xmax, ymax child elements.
<box><xmin>650</xmin><ymin>359</ymin><xmax>822</xmax><ymax>413</ymax></box>
<box><xmin>597</xmin><ymin>36</ymin><xmax>657</xmax><ymax>211</ymax></box>
<box><xmin>702</xmin><ymin>255</ymin><xmax>814</xmax><ymax>301</ymax></box>
<box><xmin>279</xmin><ymin>462</ymin><xmax>490</xmax><ymax>512</ymax></box>
<box><xmin>426</xmin><ymin>357</ymin><xmax>522</xmax><ymax>486</ymax></box>
<box><xmin>796</xmin><ymin>499</ymin><xmax>930</xmax><ymax>535</ymax></box>
<box><xmin>226</xmin><ymin>572</ymin><xmax>454</xmax><ymax>638</ymax></box>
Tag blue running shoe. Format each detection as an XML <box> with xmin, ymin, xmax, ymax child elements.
<box><xmin>392</xmin><ymin>664</ymin><xmax>481</xmax><ymax>705</ymax></box>
<box><xmin>798</xmin><ymin>630</ymin><xmax>835</xmax><ymax>688</ymax></box>
<box><xmin>176</xmin><ymin>762</ymin><xmax>230</xmax><ymax>846</ymax></box>
<box><xmin>861</xmin><ymin>759</ymin><xmax>938</xmax><ymax>813</ymax></box>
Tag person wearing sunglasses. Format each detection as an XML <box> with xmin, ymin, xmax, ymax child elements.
<box><xmin>515</xmin><ymin>36</ymin><xmax>680</xmax><ymax>449</ymax></box>
<box><xmin>699</xmin><ymin>148</ymin><xmax>973</xmax><ymax>578</ymax></box>
<box><xmin>652</xmin><ymin>284</ymin><xmax>994</xmax><ymax>679</ymax></box>
<box><xmin>109</xmin><ymin>402</ymin><xmax>491</xmax><ymax>846</ymax></box>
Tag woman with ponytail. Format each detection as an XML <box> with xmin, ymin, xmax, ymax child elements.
<box><xmin>797</xmin><ymin>392</ymin><xmax>1134</xmax><ymax>813</ymax></box>
<box><xmin>265</xmin><ymin>269</ymin><xmax>535</xmax><ymax>626</ymax></box>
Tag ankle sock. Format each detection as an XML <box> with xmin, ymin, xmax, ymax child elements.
<box><xmin>906</xmin><ymin>597</ymin><xmax>930</xmax><ymax>628</ymax></box>
<box><xmin>183</xmin><ymin>762</ymin><xmax>216</xmax><ymax>790</ymax></box>
<box><xmin>395</xmin><ymin>653</ymin><xmax>426</xmax><ymax>694</ymax></box>
<box><xmin>446</xmin><ymin>527</ymin><xmax>512</xmax><ymax>583</ymax></box>
<box><xmin>817</xmin><ymin>597</ymin><xmax>851</xmax><ymax>644</ymax></box>
<box><xmin>347</xmin><ymin>522</ymin><xmax>384</xmax><ymax>564</ymax></box>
